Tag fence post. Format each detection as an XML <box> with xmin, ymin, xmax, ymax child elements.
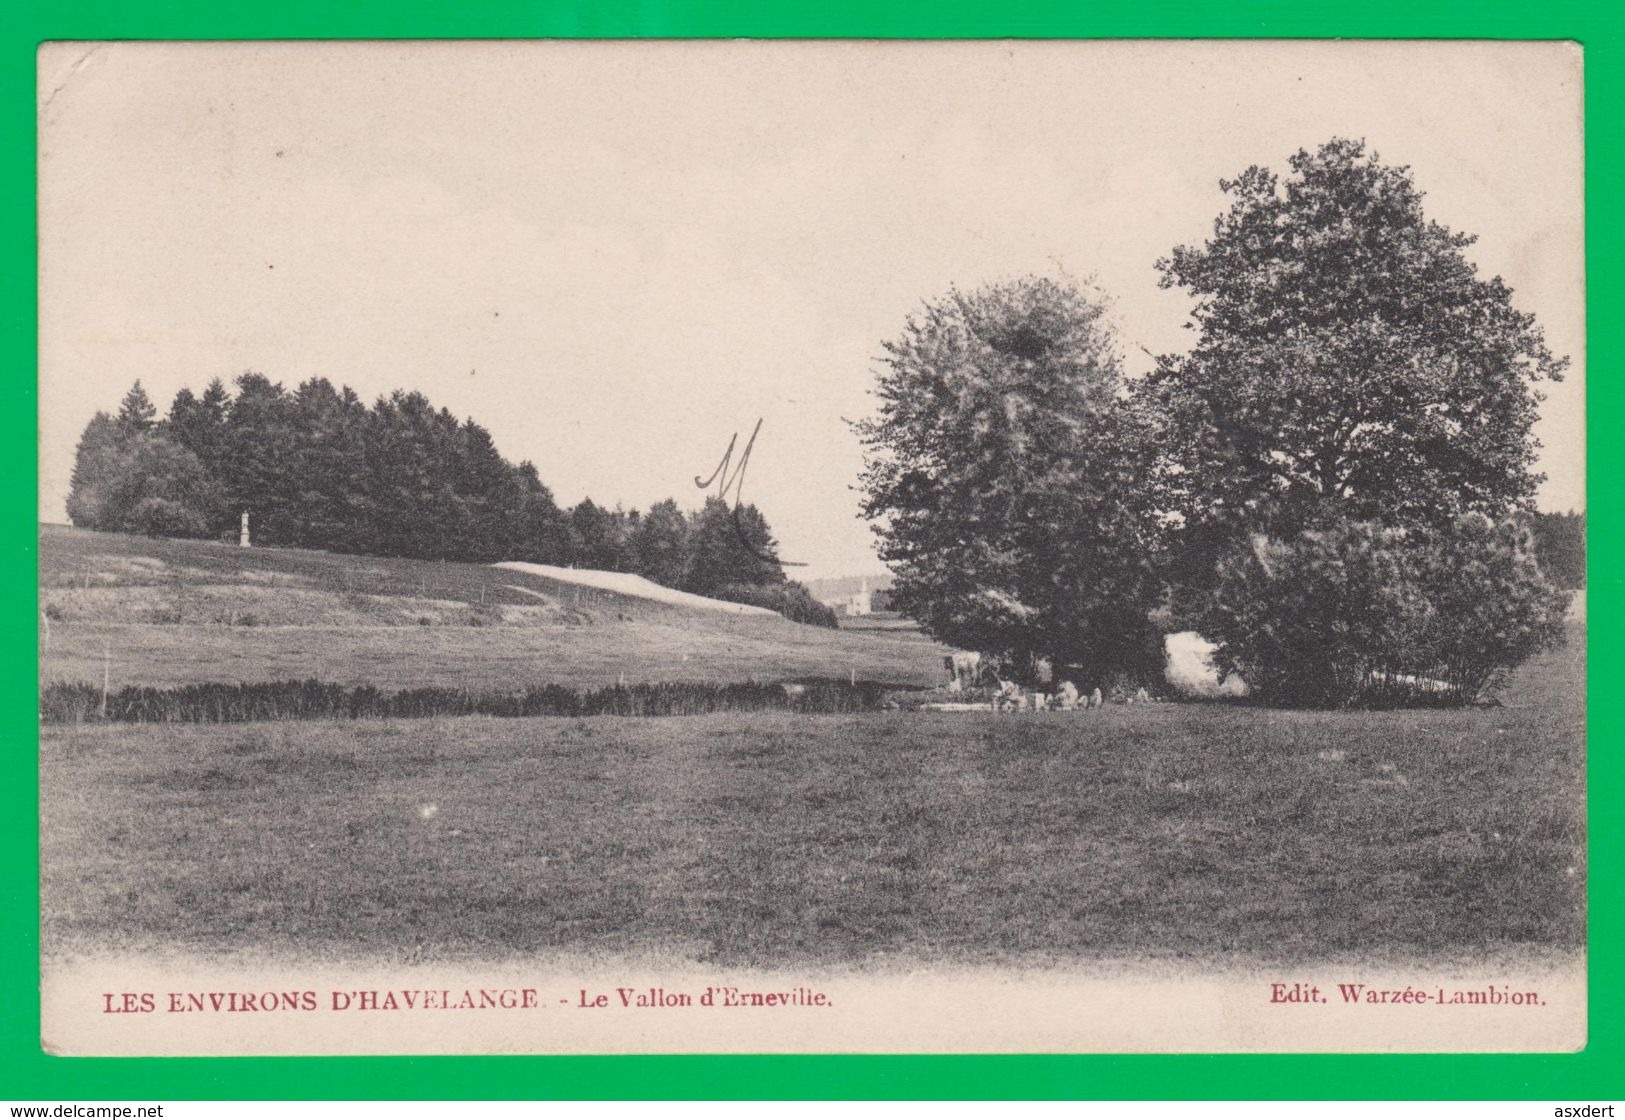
<box><xmin>100</xmin><ymin>639</ymin><xmax>110</xmax><ymax>719</ymax></box>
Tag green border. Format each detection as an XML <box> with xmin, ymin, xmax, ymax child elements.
<box><xmin>3</xmin><ymin>0</ymin><xmax>1617</xmax><ymax>1102</ymax></box>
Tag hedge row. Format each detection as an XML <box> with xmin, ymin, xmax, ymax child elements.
<box><xmin>41</xmin><ymin>677</ymin><xmax>890</xmax><ymax>724</ymax></box>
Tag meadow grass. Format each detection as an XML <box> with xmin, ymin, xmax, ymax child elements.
<box><xmin>41</xmin><ymin>618</ymin><xmax>948</xmax><ymax>693</ymax></box>
<box><xmin>40</xmin><ymin>628</ymin><xmax>1583</xmax><ymax>969</ymax></box>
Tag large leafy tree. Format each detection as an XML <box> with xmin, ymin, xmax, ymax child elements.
<box><xmin>855</xmin><ymin>276</ymin><xmax>1166</xmax><ymax>682</ymax></box>
<box><xmin>66</xmin><ymin>425</ymin><xmax>221</xmax><ymax>538</ymax></box>
<box><xmin>1147</xmin><ymin>138</ymin><xmax>1567</xmax><ymax>562</ymax></box>
<box><xmin>69</xmin><ymin>390</ymin><xmax>222</xmax><ymax>536</ymax></box>
<box><xmin>1150</xmin><ymin>139</ymin><xmax>1570</xmax><ymax>703</ymax></box>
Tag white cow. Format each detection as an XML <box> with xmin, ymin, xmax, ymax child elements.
<box><xmin>1054</xmin><ymin>681</ymin><xmax>1080</xmax><ymax>711</ymax></box>
<box><xmin>944</xmin><ymin>651</ymin><xmax>983</xmax><ymax>692</ymax></box>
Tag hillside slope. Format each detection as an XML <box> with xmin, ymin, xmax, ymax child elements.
<box><xmin>493</xmin><ymin>561</ymin><xmax>778</xmax><ymax>616</ymax></box>
<box><xmin>38</xmin><ymin>525</ymin><xmax>947</xmax><ymax>691</ymax></box>
<box><xmin>41</xmin><ymin>524</ymin><xmax>708</xmax><ymax>627</ymax></box>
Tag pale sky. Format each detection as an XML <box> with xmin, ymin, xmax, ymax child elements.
<box><xmin>38</xmin><ymin>40</ymin><xmax>1585</xmax><ymax>580</ymax></box>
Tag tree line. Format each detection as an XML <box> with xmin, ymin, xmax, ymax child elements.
<box><xmin>67</xmin><ymin>375</ymin><xmax>836</xmax><ymax>626</ymax></box>
<box><xmin>857</xmin><ymin>138</ymin><xmax>1581</xmax><ymax>706</ymax></box>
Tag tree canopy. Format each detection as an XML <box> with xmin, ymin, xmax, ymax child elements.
<box><xmin>855</xmin><ymin>276</ymin><xmax>1166</xmax><ymax>682</ymax></box>
<box><xmin>1146</xmin><ymin>138</ymin><xmax>1567</xmax><ymax>554</ymax></box>
<box><xmin>1140</xmin><ymin>138</ymin><xmax>1571</xmax><ymax>702</ymax></box>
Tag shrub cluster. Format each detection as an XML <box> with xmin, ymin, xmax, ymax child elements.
<box><xmin>1197</xmin><ymin>515</ymin><xmax>1569</xmax><ymax>707</ymax></box>
<box><xmin>1530</xmin><ymin>510</ymin><xmax>1586</xmax><ymax>590</ymax></box>
<box><xmin>713</xmin><ymin>582</ymin><xmax>839</xmax><ymax>628</ymax></box>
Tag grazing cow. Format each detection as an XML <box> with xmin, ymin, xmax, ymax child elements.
<box><xmin>780</xmin><ymin>682</ymin><xmax>808</xmax><ymax>700</ymax></box>
<box><xmin>944</xmin><ymin>651</ymin><xmax>983</xmax><ymax>692</ymax></box>
<box><xmin>1055</xmin><ymin>681</ymin><xmax>1080</xmax><ymax>711</ymax></box>
<box><xmin>1088</xmin><ymin>687</ymin><xmax>1104</xmax><ymax>710</ymax></box>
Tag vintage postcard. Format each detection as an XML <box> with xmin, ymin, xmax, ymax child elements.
<box><xmin>36</xmin><ymin>39</ymin><xmax>1585</xmax><ymax>1055</ymax></box>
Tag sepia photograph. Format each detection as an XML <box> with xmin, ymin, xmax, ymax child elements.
<box><xmin>35</xmin><ymin>39</ymin><xmax>1585</xmax><ymax>1055</ymax></box>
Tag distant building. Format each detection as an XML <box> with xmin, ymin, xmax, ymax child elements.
<box><xmin>812</xmin><ymin>575</ymin><xmax>890</xmax><ymax>617</ymax></box>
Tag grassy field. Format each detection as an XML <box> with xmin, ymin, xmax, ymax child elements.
<box><xmin>39</xmin><ymin>526</ymin><xmax>949</xmax><ymax>691</ymax></box>
<box><xmin>40</xmin><ymin>620</ymin><xmax>1584</xmax><ymax>968</ymax></box>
